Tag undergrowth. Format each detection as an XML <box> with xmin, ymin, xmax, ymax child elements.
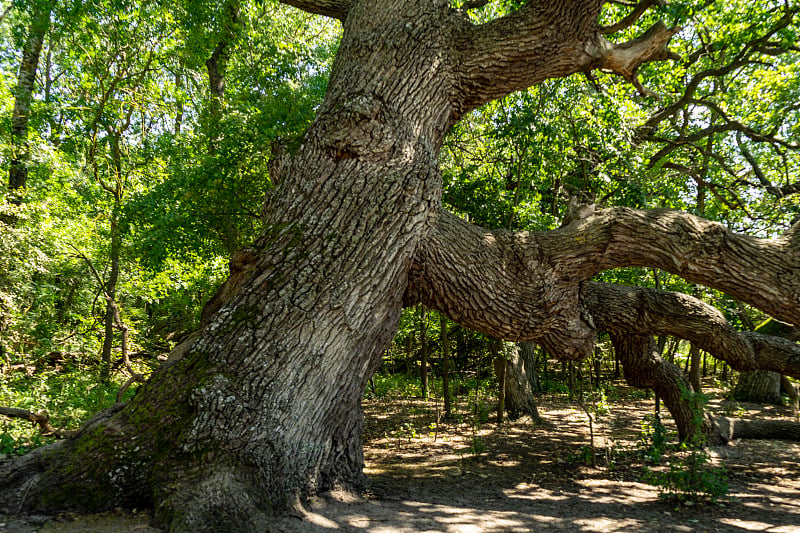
<box><xmin>640</xmin><ymin>390</ymin><xmax>729</xmax><ymax>503</ymax></box>
<box><xmin>0</xmin><ymin>367</ymin><xmax>142</xmax><ymax>456</ymax></box>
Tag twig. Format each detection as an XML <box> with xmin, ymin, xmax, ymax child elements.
<box><xmin>0</xmin><ymin>406</ymin><xmax>76</xmax><ymax>438</ymax></box>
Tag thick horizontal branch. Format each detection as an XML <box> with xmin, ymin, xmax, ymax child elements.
<box><xmin>585</xmin><ymin>282</ymin><xmax>800</xmax><ymax>379</ymax></box>
<box><xmin>408</xmin><ymin>209</ymin><xmax>799</xmax><ymax>361</ymax></box>
<box><xmin>454</xmin><ymin>0</ymin><xmax>603</xmax><ymax>112</ymax></box>
<box><xmin>279</xmin><ymin>0</ymin><xmax>350</xmax><ymax>19</ymax></box>
<box><xmin>407</xmin><ymin>211</ymin><xmax>597</xmax><ymax>360</ymax></box>
<box><xmin>541</xmin><ymin>207</ymin><xmax>800</xmax><ymax>327</ymax></box>
<box><xmin>454</xmin><ymin>0</ymin><xmax>678</xmax><ymax>112</ymax></box>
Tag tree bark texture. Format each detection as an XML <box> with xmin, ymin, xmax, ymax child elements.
<box><xmin>499</xmin><ymin>343</ymin><xmax>543</xmax><ymax>423</ymax></box>
<box><xmin>519</xmin><ymin>342</ymin><xmax>542</xmax><ymax>394</ymax></box>
<box><xmin>2</xmin><ymin>1</ymin><xmax>800</xmax><ymax>530</ymax></box>
<box><xmin>733</xmin><ymin>370</ymin><xmax>782</xmax><ymax>405</ymax></box>
<box><xmin>8</xmin><ymin>1</ymin><xmax>51</xmax><ymax>195</ymax></box>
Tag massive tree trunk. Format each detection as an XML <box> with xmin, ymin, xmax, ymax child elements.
<box><xmin>2</xmin><ymin>1</ymin><xmax>800</xmax><ymax>531</ymax></box>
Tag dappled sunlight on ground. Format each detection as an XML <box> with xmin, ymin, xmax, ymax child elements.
<box><xmin>4</xmin><ymin>384</ymin><xmax>798</xmax><ymax>531</ymax></box>
<box><xmin>276</xmin><ymin>384</ymin><xmax>800</xmax><ymax>532</ymax></box>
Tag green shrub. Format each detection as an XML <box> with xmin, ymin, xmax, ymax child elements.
<box><xmin>642</xmin><ymin>389</ymin><xmax>728</xmax><ymax>502</ymax></box>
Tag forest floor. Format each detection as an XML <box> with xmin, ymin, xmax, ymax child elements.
<box><xmin>2</xmin><ymin>383</ymin><xmax>799</xmax><ymax>532</ymax></box>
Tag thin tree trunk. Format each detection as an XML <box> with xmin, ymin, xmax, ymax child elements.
<box><xmin>175</xmin><ymin>70</ymin><xmax>184</xmax><ymax>134</ymax></box>
<box><xmin>689</xmin><ymin>343</ymin><xmax>702</xmax><ymax>394</ymax></box>
<box><xmin>440</xmin><ymin>314</ymin><xmax>451</xmax><ymax>420</ymax></box>
<box><xmin>419</xmin><ymin>304</ymin><xmax>428</xmax><ymax>399</ymax></box>
<box><xmin>519</xmin><ymin>341</ymin><xmax>541</xmax><ymax>393</ymax></box>
<box><xmin>492</xmin><ymin>340</ymin><xmax>506</xmax><ymax>424</ymax></box>
<box><xmin>205</xmin><ymin>0</ymin><xmax>240</xmax><ymax>125</ymax></box>
<box><xmin>8</xmin><ymin>1</ymin><xmax>51</xmax><ymax>197</ymax></box>
<box><xmin>99</xmin><ymin>134</ymin><xmax>124</xmax><ymax>382</ymax></box>
<box><xmin>405</xmin><ymin>334</ymin><xmax>413</xmax><ymax>376</ymax></box>
<box><xmin>100</xmin><ymin>208</ymin><xmax>121</xmax><ymax>382</ymax></box>
<box><xmin>501</xmin><ymin>343</ymin><xmax>544</xmax><ymax>423</ymax></box>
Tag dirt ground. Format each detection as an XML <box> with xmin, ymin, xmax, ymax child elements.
<box><xmin>2</xmin><ymin>386</ymin><xmax>799</xmax><ymax>532</ymax></box>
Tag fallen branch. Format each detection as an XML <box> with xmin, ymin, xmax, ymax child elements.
<box><xmin>0</xmin><ymin>407</ymin><xmax>76</xmax><ymax>438</ymax></box>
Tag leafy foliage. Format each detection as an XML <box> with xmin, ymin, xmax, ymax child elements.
<box><xmin>643</xmin><ymin>390</ymin><xmax>729</xmax><ymax>502</ymax></box>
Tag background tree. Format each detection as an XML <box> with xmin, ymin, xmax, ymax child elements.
<box><xmin>7</xmin><ymin>0</ymin><xmax>52</xmax><ymax>198</ymax></box>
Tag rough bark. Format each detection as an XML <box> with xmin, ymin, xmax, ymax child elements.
<box><xmin>408</xmin><ymin>210</ymin><xmax>800</xmax><ymax>362</ymax></box>
<box><xmin>733</xmin><ymin>370</ymin><xmax>782</xmax><ymax>405</ymax></box>
<box><xmin>499</xmin><ymin>344</ymin><xmax>543</xmax><ymax>423</ymax></box>
<box><xmin>280</xmin><ymin>0</ymin><xmax>350</xmax><ymax>19</ymax></box>
<box><xmin>734</xmin><ymin>318</ymin><xmax>799</xmax><ymax>406</ymax></box>
<box><xmin>610</xmin><ymin>333</ymin><xmax>704</xmax><ymax>441</ymax></box>
<box><xmin>2</xmin><ymin>1</ymin><xmax>460</xmax><ymax>527</ymax></box>
<box><xmin>585</xmin><ymin>283</ymin><xmax>800</xmax><ymax>442</ymax></box>
<box><xmin>2</xmin><ymin>1</ymin><xmax>799</xmax><ymax>530</ymax></box>
<box><xmin>519</xmin><ymin>341</ymin><xmax>542</xmax><ymax>394</ymax></box>
<box><xmin>712</xmin><ymin>417</ymin><xmax>800</xmax><ymax>444</ymax></box>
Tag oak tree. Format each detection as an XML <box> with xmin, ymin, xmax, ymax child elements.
<box><xmin>2</xmin><ymin>1</ymin><xmax>799</xmax><ymax>531</ymax></box>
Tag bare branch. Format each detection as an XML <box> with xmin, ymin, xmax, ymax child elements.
<box><xmin>0</xmin><ymin>407</ymin><xmax>76</xmax><ymax>438</ymax></box>
<box><xmin>589</xmin><ymin>21</ymin><xmax>680</xmax><ymax>95</ymax></box>
<box><xmin>599</xmin><ymin>0</ymin><xmax>659</xmax><ymax>35</ymax></box>
<box><xmin>408</xmin><ymin>208</ymin><xmax>799</xmax><ymax>364</ymax></box>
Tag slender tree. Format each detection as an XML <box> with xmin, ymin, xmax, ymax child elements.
<box><xmin>7</xmin><ymin>0</ymin><xmax>53</xmax><ymax>198</ymax></box>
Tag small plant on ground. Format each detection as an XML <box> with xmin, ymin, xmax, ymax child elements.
<box><xmin>638</xmin><ymin>414</ymin><xmax>669</xmax><ymax>464</ymax></box>
<box><xmin>468</xmin><ymin>435</ymin><xmax>486</xmax><ymax>457</ymax></box>
<box><xmin>643</xmin><ymin>389</ymin><xmax>728</xmax><ymax>503</ymax></box>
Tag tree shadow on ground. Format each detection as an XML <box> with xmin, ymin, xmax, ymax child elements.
<box><xmin>275</xmin><ymin>392</ymin><xmax>800</xmax><ymax>532</ymax></box>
